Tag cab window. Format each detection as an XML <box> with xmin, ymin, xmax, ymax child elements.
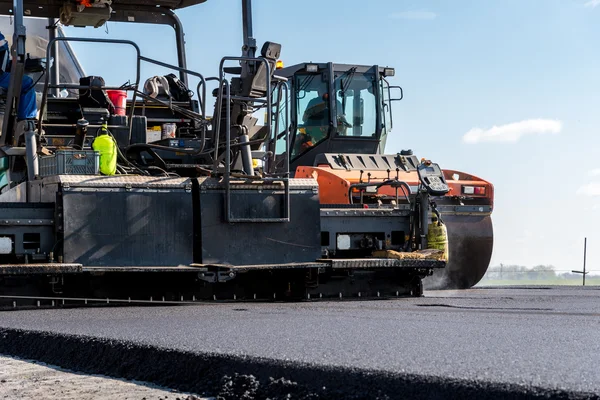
<box><xmin>334</xmin><ymin>71</ymin><xmax>377</xmax><ymax>137</ymax></box>
<box><xmin>292</xmin><ymin>74</ymin><xmax>330</xmax><ymax>158</ymax></box>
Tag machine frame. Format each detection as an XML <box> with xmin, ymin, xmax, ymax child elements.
<box><xmin>0</xmin><ymin>0</ymin><xmax>450</xmax><ymax>307</ymax></box>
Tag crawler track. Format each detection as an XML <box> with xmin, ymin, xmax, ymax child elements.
<box><xmin>0</xmin><ymin>263</ymin><xmax>434</xmax><ymax>310</ymax></box>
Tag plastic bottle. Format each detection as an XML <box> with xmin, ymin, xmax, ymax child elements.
<box><xmin>92</xmin><ymin>124</ymin><xmax>117</xmax><ymax>176</ymax></box>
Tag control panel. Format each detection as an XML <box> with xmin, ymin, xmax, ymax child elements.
<box><xmin>417</xmin><ymin>162</ymin><xmax>450</xmax><ymax>196</ymax></box>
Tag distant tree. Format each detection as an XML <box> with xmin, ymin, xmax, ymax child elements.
<box><xmin>482</xmin><ymin>264</ymin><xmax>556</xmax><ymax>280</ymax></box>
<box><xmin>532</xmin><ymin>265</ymin><xmax>555</xmax><ymax>271</ymax></box>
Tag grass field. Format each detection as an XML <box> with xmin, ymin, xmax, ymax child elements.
<box><xmin>476</xmin><ymin>277</ymin><xmax>600</xmax><ymax>286</ymax></box>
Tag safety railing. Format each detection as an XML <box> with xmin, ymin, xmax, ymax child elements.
<box><xmin>39</xmin><ymin>37</ymin><xmax>208</xmax><ymax>146</ymax></box>
<box><xmin>39</xmin><ymin>37</ymin><xmax>140</xmax><ymax>136</ymax></box>
<box><xmin>213</xmin><ymin>56</ymin><xmax>291</xmax><ymax>223</ymax></box>
<box><xmin>139</xmin><ymin>54</ymin><xmax>207</xmax><ymax>122</ymax></box>
<box><xmin>268</xmin><ymin>79</ymin><xmax>290</xmax><ymax>177</ymax></box>
<box><xmin>39</xmin><ymin>37</ymin><xmax>292</xmax><ymax>224</ymax></box>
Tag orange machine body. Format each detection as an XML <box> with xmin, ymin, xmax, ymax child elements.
<box><xmin>295</xmin><ymin>165</ymin><xmax>494</xmax><ymax>207</ymax></box>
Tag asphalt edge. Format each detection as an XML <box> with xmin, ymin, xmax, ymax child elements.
<box><xmin>0</xmin><ymin>327</ymin><xmax>596</xmax><ymax>400</ymax></box>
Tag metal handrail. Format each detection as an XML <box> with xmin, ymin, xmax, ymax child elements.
<box><xmin>274</xmin><ymin>81</ymin><xmax>291</xmax><ymax>224</ymax></box>
<box><xmin>138</xmin><ymin>55</ymin><xmax>207</xmax><ymax>122</ymax></box>
<box><xmin>39</xmin><ymin>37</ymin><xmax>209</xmax><ymax>145</ymax></box>
<box><xmin>39</xmin><ymin>37</ymin><xmax>142</xmax><ymax>135</ymax></box>
<box><xmin>267</xmin><ymin>80</ymin><xmax>290</xmax><ymax>177</ymax></box>
<box><xmin>214</xmin><ymin>56</ymin><xmax>291</xmax><ymax>223</ymax></box>
<box><xmin>218</xmin><ymin>56</ymin><xmax>272</xmax><ymax>176</ymax></box>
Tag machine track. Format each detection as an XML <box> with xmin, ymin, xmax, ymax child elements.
<box><xmin>0</xmin><ymin>258</ymin><xmax>439</xmax><ymax>310</ymax></box>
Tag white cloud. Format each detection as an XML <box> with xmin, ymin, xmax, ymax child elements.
<box><xmin>588</xmin><ymin>169</ymin><xmax>600</xmax><ymax>177</ymax></box>
<box><xmin>462</xmin><ymin>119</ymin><xmax>562</xmax><ymax>144</ymax></box>
<box><xmin>585</xmin><ymin>0</ymin><xmax>600</xmax><ymax>8</ymax></box>
<box><xmin>389</xmin><ymin>11</ymin><xmax>437</xmax><ymax>20</ymax></box>
<box><xmin>577</xmin><ymin>183</ymin><xmax>600</xmax><ymax>197</ymax></box>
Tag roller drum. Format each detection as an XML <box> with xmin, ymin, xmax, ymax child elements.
<box><xmin>424</xmin><ymin>214</ymin><xmax>493</xmax><ymax>289</ymax></box>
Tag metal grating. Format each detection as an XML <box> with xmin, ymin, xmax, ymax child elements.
<box><xmin>42</xmin><ymin>175</ymin><xmax>193</xmax><ymax>189</ymax></box>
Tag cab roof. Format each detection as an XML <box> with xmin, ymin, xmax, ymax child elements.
<box><xmin>0</xmin><ymin>1</ymin><xmax>207</xmax><ymax>24</ymax></box>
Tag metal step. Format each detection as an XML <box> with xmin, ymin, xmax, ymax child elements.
<box><xmin>327</xmin><ymin>258</ymin><xmax>446</xmax><ymax>269</ymax></box>
<box><xmin>190</xmin><ymin>262</ymin><xmax>327</xmax><ymax>272</ymax></box>
<box><xmin>0</xmin><ymin>259</ymin><xmax>444</xmax><ymax>276</ymax></box>
<box><xmin>0</xmin><ymin>263</ymin><xmax>82</xmax><ymax>275</ymax></box>
<box><xmin>82</xmin><ymin>265</ymin><xmax>207</xmax><ymax>273</ymax></box>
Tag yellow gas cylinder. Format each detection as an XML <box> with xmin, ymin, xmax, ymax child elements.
<box><xmin>92</xmin><ymin>130</ymin><xmax>117</xmax><ymax>176</ymax></box>
<box><xmin>427</xmin><ymin>213</ymin><xmax>449</xmax><ymax>261</ymax></box>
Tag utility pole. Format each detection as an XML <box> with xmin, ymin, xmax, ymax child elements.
<box><xmin>584</xmin><ymin>237</ymin><xmax>587</xmax><ymax>286</ymax></box>
<box><xmin>572</xmin><ymin>237</ymin><xmax>588</xmax><ymax>286</ymax></box>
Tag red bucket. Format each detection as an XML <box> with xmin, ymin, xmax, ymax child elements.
<box><xmin>107</xmin><ymin>90</ymin><xmax>127</xmax><ymax>116</ymax></box>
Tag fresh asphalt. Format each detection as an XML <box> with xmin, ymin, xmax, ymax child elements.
<box><xmin>0</xmin><ymin>286</ymin><xmax>598</xmax><ymax>399</ymax></box>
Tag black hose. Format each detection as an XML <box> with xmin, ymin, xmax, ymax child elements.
<box><xmin>132</xmin><ymin>89</ymin><xmax>208</xmax><ymax>153</ymax></box>
<box><xmin>348</xmin><ymin>179</ymin><xmax>412</xmax><ymax>205</ymax></box>
<box><xmin>139</xmin><ymin>165</ymin><xmax>179</xmax><ymax>177</ymax></box>
<box><xmin>100</xmin><ymin>126</ymin><xmax>149</xmax><ymax>176</ymax></box>
<box><xmin>431</xmin><ymin>202</ymin><xmax>444</xmax><ymax>225</ymax></box>
<box><xmin>25</xmin><ymin>70</ymin><xmax>45</xmax><ymax>93</ymax></box>
<box><xmin>125</xmin><ymin>136</ymin><xmax>264</xmax><ymax>159</ymax></box>
<box><xmin>126</xmin><ymin>142</ymin><xmax>206</xmax><ymax>155</ymax></box>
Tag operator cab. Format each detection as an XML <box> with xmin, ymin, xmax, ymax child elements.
<box><xmin>274</xmin><ymin>62</ymin><xmax>400</xmax><ymax>172</ymax></box>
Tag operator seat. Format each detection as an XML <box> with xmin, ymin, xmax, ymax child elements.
<box><xmin>211</xmin><ymin>41</ymin><xmax>282</xmax><ymax>151</ymax></box>
<box><xmin>241</xmin><ymin>41</ymin><xmax>282</xmax><ymax>99</ymax></box>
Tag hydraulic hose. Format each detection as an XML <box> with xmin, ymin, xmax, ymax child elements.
<box><xmin>348</xmin><ymin>180</ymin><xmax>412</xmax><ymax>205</ymax></box>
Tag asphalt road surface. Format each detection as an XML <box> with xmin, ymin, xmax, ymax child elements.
<box><xmin>0</xmin><ymin>286</ymin><xmax>599</xmax><ymax>399</ymax></box>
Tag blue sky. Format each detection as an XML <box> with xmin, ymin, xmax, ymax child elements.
<box><xmin>62</xmin><ymin>0</ymin><xmax>600</xmax><ymax>273</ymax></box>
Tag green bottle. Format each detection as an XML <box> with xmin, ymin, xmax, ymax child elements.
<box><xmin>92</xmin><ymin>124</ymin><xmax>117</xmax><ymax>176</ymax></box>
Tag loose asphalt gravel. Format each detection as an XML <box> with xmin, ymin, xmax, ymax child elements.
<box><xmin>0</xmin><ymin>286</ymin><xmax>598</xmax><ymax>399</ymax></box>
<box><xmin>0</xmin><ymin>355</ymin><xmax>208</xmax><ymax>400</ymax></box>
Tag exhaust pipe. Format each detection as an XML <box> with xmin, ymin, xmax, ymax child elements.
<box><xmin>24</xmin><ymin>121</ymin><xmax>38</xmax><ymax>181</ymax></box>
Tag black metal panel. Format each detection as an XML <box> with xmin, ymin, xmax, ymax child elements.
<box><xmin>198</xmin><ymin>182</ymin><xmax>321</xmax><ymax>265</ymax></box>
<box><xmin>320</xmin><ymin>209</ymin><xmax>410</xmax><ymax>256</ymax></box>
<box><xmin>62</xmin><ymin>189</ymin><xmax>193</xmax><ymax>266</ymax></box>
<box><xmin>0</xmin><ymin>203</ymin><xmax>55</xmax><ymax>257</ymax></box>
<box><xmin>278</xmin><ymin>63</ymin><xmax>392</xmax><ymax>78</ymax></box>
<box><xmin>228</xmin><ymin>191</ymin><xmax>285</xmax><ymax>220</ymax></box>
<box><xmin>291</xmin><ymin>139</ymin><xmax>383</xmax><ymax>172</ymax></box>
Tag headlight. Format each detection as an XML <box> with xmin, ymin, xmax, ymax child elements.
<box><xmin>306</xmin><ymin>64</ymin><xmax>318</xmax><ymax>73</ymax></box>
<box><xmin>383</xmin><ymin>67</ymin><xmax>395</xmax><ymax>77</ymax></box>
